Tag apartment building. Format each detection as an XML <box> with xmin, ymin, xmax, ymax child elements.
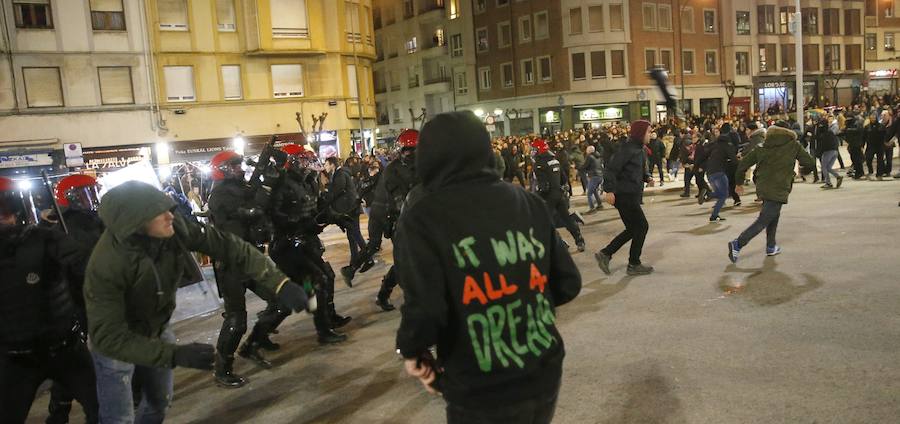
<box><xmin>863</xmin><ymin>0</ymin><xmax>900</xmax><ymax>94</ymax></box>
<box><xmin>372</xmin><ymin>0</ymin><xmax>474</xmax><ymax>138</ymax></box>
<box><xmin>149</xmin><ymin>0</ymin><xmax>376</xmax><ymax>160</ymax></box>
<box><xmin>0</xmin><ymin>0</ymin><xmax>157</xmax><ymax>175</ymax></box>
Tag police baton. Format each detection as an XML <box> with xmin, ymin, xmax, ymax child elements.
<box><xmin>41</xmin><ymin>170</ymin><xmax>69</xmax><ymax>234</ymax></box>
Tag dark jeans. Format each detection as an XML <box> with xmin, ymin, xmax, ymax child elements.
<box><xmin>848</xmin><ymin>143</ymin><xmax>865</xmax><ymax>177</ymax></box>
<box><xmin>708</xmin><ymin>172</ymin><xmax>729</xmax><ymax>218</ymax></box>
<box><xmin>543</xmin><ymin>193</ymin><xmax>582</xmax><ymax>243</ymax></box>
<box><xmin>601</xmin><ymin>193</ymin><xmax>648</xmax><ymax>265</ymax></box>
<box><xmin>342</xmin><ymin>214</ymin><xmax>367</xmax><ymax>265</ymax></box>
<box><xmin>736</xmin><ymin>200</ymin><xmax>783</xmax><ymax>249</ymax></box>
<box><xmin>682</xmin><ymin>169</ymin><xmax>695</xmax><ymax>194</ymax></box>
<box><xmin>649</xmin><ymin>158</ymin><xmax>665</xmax><ymax>181</ymax></box>
<box><xmin>586</xmin><ymin>175</ymin><xmax>603</xmax><ymax>209</ymax></box>
<box><xmin>92</xmin><ymin>328</ymin><xmax>175</xmax><ymax>424</ymax></box>
<box><xmin>1</xmin><ymin>340</ymin><xmax>98</xmax><ymax>424</ymax></box>
<box><xmin>726</xmin><ymin>166</ymin><xmax>741</xmax><ymax>203</ymax></box>
<box><xmin>446</xmin><ymin>393</ymin><xmax>559</xmax><ymax>424</ymax></box>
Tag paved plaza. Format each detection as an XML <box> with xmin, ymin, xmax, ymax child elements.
<box><xmin>27</xmin><ymin>177</ymin><xmax>900</xmax><ymax>423</ymax></box>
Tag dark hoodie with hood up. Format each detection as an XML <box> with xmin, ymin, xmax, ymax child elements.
<box><xmin>394</xmin><ymin>111</ymin><xmax>582</xmax><ymax>409</ymax></box>
<box><xmin>85</xmin><ymin>181</ymin><xmax>289</xmax><ymax>368</ymax></box>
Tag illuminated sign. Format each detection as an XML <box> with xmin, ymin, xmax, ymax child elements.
<box><xmin>544</xmin><ymin>111</ymin><xmax>560</xmax><ymax>123</ymax></box>
<box><xmin>869</xmin><ymin>69</ymin><xmax>897</xmax><ymax>78</ymax></box>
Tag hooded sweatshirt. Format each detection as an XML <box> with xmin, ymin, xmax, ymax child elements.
<box><xmin>394</xmin><ymin>111</ymin><xmax>582</xmax><ymax>408</ymax></box>
<box><xmin>736</xmin><ymin>126</ymin><xmax>815</xmax><ymax>204</ymax></box>
<box><xmin>85</xmin><ymin>181</ymin><xmax>289</xmax><ymax>368</ymax></box>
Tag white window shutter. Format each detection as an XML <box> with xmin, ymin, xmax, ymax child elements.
<box><xmin>221</xmin><ymin>65</ymin><xmax>242</xmax><ymax>100</ymax></box>
<box><xmin>23</xmin><ymin>67</ymin><xmax>63</xmax><ymax>107</ymax></box>
<box><xmin>272</xmin><ymin>64</ymin><xmax>303</xmax><ymax>98</ymax></box>
<box><xmin>164</xmin><ymin>66</ymin><xmax>195</xmax><ymax>102</ymax></box>
<box><xmin>98</xmin><ymin>67</ymin><xmax>134</xmax><ymax>104</ymax></box>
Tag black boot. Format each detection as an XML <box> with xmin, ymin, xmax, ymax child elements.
<box><xmin>214</xmin><ymin>354</ymin><xmax>247</xmax><ymax>388</ymax></box>
<box><xmin>340</xmin><ymin>265</ymin><xmax>354</xmax><ymax>288</ymax></box>
<box><xmin>317</xmin><ymin>329</ymin><xmax>348</xmax><ymax>344</ymax></box>
<box><xmin>575</xmin><ymin>237</ymin><xmax>586</xmax><ymax>253</ymax></box>
<box><xmin>257</xmin><ymin>334</ymin><xmax>280</xmax><ymax>351</ymax></box>
<box><xmin>358</xmin><ymin>258</ymin><xmax>376</xmax><ymax>273</ymax></box>
<box><xmin>329</xmin><ymin>301</ymin><xmax>352</xmax><ymax>329</ymax></box>
<box><xmin>238</xmin><ymin>341</ymin><xmax>273</xmax><ymax>368</ymax></box>
<box><xmin>375</xmin><ymin>290</ymin><xmax>396</xmax><ymax>311</ymax></box>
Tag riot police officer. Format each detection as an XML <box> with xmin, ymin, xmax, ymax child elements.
<box><xmin>0</xmin><ymin>176</ymin><xmax>99</xmax><ymax>423</ymax></box>
<box><xmin>532</xmin><ymin>139</ymin><xmax>586</xmax><ymax>252</ymax></box>
<box><xmin>251</xmin><ymin>144</ymin><xmax>350</xmax><ymax>346</ymax></box>
<box><xmin>207</xmin><ymin>150</ymin><xmax>285</xmax><ymax>387</ymax></box>
<box><xmin>46</xmin><ymin>174</ymin><xmax>105</xmax><ymax>422</ymax></box>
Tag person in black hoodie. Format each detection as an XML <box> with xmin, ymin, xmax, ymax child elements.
<box><xmin>594</xmin><ymin>120</ymin><xmax>655</xmax><ymax>276</ymax></box>
<box><xmin>323</xmin><ymin>157</ymin><xmax>368</xmax><ymax>286</ymax></box>
<box><xmin>532</xmin><ymin>138</ymin><xmax>586</xmax><ymax>252</ymax></box>
<box><xmin>696</xmin><ymin>125</ymin><xmax>738</xmax><ymax>222</ymax></box>
<box><xmin>395</xmin><ymin>111</ymin><xmax>581</xmax><ymax>423</ymax></box>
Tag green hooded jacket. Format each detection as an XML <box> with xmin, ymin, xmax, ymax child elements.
<box><xmin>736</xmin><ymin>125</ymin><xmax>815</xmax><ymax>204</ymax></box>
<box><xmin>85</xmin><ymin>181</ymin><xmax>288</xmax><ymax>368</ymax></box>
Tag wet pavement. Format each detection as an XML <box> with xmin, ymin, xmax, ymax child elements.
<box><xmin>25</xmin><ymin>175</ymin><xmax>900</xmax><ymax>423</ymax></box>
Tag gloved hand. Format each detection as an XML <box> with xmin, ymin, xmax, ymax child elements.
<box><xmin>277</xmin><ymin>281</ymin><xmax>314</xmax><ymax>313</ymax></box>
<box><xmin>173</xmin><ymin>343</ymin><xmax>215</xmax><ymax>370</ymax></box>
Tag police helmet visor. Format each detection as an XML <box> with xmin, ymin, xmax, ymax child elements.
<box><xmin>0</xmin><ymin>189</ymin><xmax>38</xmax><ymax>230</ymax></box>
<box><xmin>66</xmin><ymin>185</ymin><xmax>101</xmax><ymax>211</ymax></box>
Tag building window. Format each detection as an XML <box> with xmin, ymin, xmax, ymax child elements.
<box><xmin>591</xmin><ymin>51</ymin><xmax>606</xmax><ymax>78</ymax></box>
<box><xmin>271</xmin><ymin>0</ymin><xmax>309</xmax><ymax>38</ymax></box>
<box><xmin>704</xmin><ymin>50</ymin><xmax>718</xmax><ymax>74</ymax></box>
<box><xmin>823</xmin><ymin>8</ymin><xmax>840</xmax><ymax>35</ymax></box>
<box><xmin>13</xmin><ymin>0</ymin><xmax>52</xmax><ymax>29</ymax></box>
<box><xmin>588</xmin><ymin>6</ymin><xmax>603</xmax><ymax>32</ymax></box>
<box><xmin>572</xmin><ymin>53</ymin><xmax>586</xmax><ymax>80</ymax></box>
<box><xmin>611</xmin><ymin>50</ymin><xmax>625</xmax><ymax>76</ymax></box>
<box><xmin>345</xmin><ymin>1</ymin><xmax>361</xmax><ymax>42</ymax></box>
<box><xmin>433</xmin><ymin>28</ymin><xmax>445</xmax><ymax>46</ymax></box>
<box><xmin>406</xmin><ymin>37</ymin><xmax>417</xmax><ymax>54</ymax></box>
<box><xmin>658</xmin><ymin>4</ymin><xmax>672</xmax><ymax>31</ymax></box>
<box><xmin>642</xmin><ymin>3</ymin><xmax>657</xmax><ymax>30</ymax></box>
<box><xmin>534</xmin><ymin>11</ymin><xmax>549</xmax><ymax>39</ymax></box>
<box><xmin>402</xmin><ymin>0</ymin><xmax>413</xmax><ymax>18</ymax></box>
<box><xmin>660</xmin><ymin>49</ymin><xmax>672</xmax><ymax>72</ymax></box>
<box><xmin>866</xmin><ymin>0</ymin><xmax>876</xmax><ymax>16</ymax></box>
<box><xmin>474</xmin><ymin>0</ymin><xmax>485</xmax><ymax>14</ymax></box>
<box><xmin>98</xmin><ymin>66</ymin><xmax>133</xmax><ymax>104</ymax></box>
<box><xmin>736</xmin><ymin>11</ymin><xmax>750</xmax><ymax>35</ymax></box>
<box><xmin>271</xmin><ymin>64</ymin><xmax>304</xmax><ymax>97</ymax></box>
<box><xmin>887</xmin><ymin>4</ymin><xmax>894</xmax><ymax>18</ymax></box>
<box><xmin>407</xmin><ymin>65</ymin><xmax>419</xmax><ymax>87</ymax></box>
<box><xmin>866</xmin><ymin>33</ymin><xmax>877</xmax><ymax>51</ymax></box>
<box><xmin>392</xmin><ymin>104</ymin><xmax>401</xmax><ymax>122</ymax></box>
<box><xmin>682</xmin><ymin>50</ymin><xmax>694</xmax><ymax>74</ymax></box>
<box><xmin>501</xmin><ymin>62</ymin><xmax>514</xmax><ymax>87</ymax></box>
<box><xmin>778</xmin><ymin>6</ymin><xmax>794</xmax><ymax>34</ymax></box>
<box><xmin>680</xmin><ymin>7</ymin><xmax>693</xmax><ymax>33</ymax></box>
<box><xmin>569</xmin><ymin>7</ymin><xmax>582</xmax><ymax>35</ymax></box>
<box><xmin>478</xmin><ymin>66</ymin><xmax>491</xmax><ymax>90</ymax></box>
<box><xmin>498</xmin><ymin>21</ymin><xmax>511</xmax><ymax>48</ymax></box>
<box><xmin>735</xmin><ymin>52</ymin><xmax>749</xmax><ymax>75</ymax></box>
<box><xmin>90</xmin><ymin>0</ymin><xmax>125</xmax><ymax>31</ymax></box>
<box><xmin>644</xmin><ymin>49</ymin><xmax>657</xmax><ymax>71</ymax></box>
<box><xmin>163</xmin><ymin>66</ymin><xmax>195</xmax><ymax>102</ymax></box>
<box><xmin>824</xmin><ymin>45</ymin><xmax>840</xmax><ymax>71</ymax></box>
<box><xmin>216</xmin><ymin>0</ymin><xmax>236</xmax><ymax>31</ymax></box>
<box><xmin>802</xmin><ymin>44</ymin><xmax>819</xmax><ymax>72</ymax></box>
<box><xmin>23</xmin><ymin>67</ymin><xmax>63</xmax><ymax>107</ymax></box>
<box><xmin>221</xmin><ymin>65</ymin><xmax>242</xmax><ymax>100</ymax></box>
<box><xmin>538</xmin><ymin>56</ymin><xmax>552</xmax><ymax>83</ymax></box>
<box><xmin>885</xmin><ymin>33</ymin><xmax>895</xmax><ymax>51</ymax></box>
<box><xmin>802</xmin><ymin>8</ymin><xmax>818</xmax><ymax>35</ymax></box>
<box><xmin>703</xmin><ymin>9</ymin><xmax>716</xmax><ymax>33</ymax></box>
<box><xmin>757</xmin><ymin>5</ymin><xmax>775</xmax><ymax>35</ymax></box>
<box><xmin>519</xmin><ymin>15</ymin><xmax>532</xmax><ymax>42</ymax></box>
<box><xmin>476</xmin><ymin>27</ymin><xmax>488</xmax><ymax>53</ymax></box>
<box><xmin>759</xmin><ymin>44</ymin><xmax>775</xmax><ymax>72</ymax></box>
<box><xmin>845</xmin><ymin>9</ymin><xmax>860</xmax><ymax>36</ymax></box>
<box><xmin>609</xmin><ymin>4</ymin><xmax>624</xmax><ymax>31</ymax></box>
<box><xmin>845</xmin><ymin>44</ymin><xmax>862</xmax><ymax>70</ymax></box>
<box><xmin>449</xmin><ymin>0</ymin><xmax>459</xmax><ymax>19</ymax></box>
<box><xmin>158</xmin><ymin>0</ymin><xmax>188</xmax><ymax>31</ymax></box>
<box><xmin>780</xmin><ymin>44</ymin><xmax>795</xmax><ymax>71</ymax></box>
<box><xmin>346</xmin><ymin>64</ymin><xmax>358</xmax><ymax>100</ymax></box>
<box><xmin>521</xmin><ymin>58</ymin><xmax>534</xmax><ymax>84</ymax></box>
<box><xmin>450</xmin><ymin>34</ymin><xmax>463</xmax><ymax>57</ymax></box>
<box><xmin>455</xmin><ymin>72</ymin><xmax>468</xmax><ymax>94</ymax></box>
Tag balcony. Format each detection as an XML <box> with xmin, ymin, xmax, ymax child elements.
<box><xmin>424</xmin><ymin>76</ymin><xmax>450</xmax><ymax>85</ymax></box>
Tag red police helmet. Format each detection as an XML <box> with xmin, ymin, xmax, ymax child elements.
<box><xmin>55</xmin><ymin>174</ymin><xmax>100</xmax><ymax>209</ymax></box>
<box><xmin>397</xmin><ymin>129</ymin><xmax>419</xmax><ymax>149</ymax></box>
<box><xmin>531</xmin><ymin>138</ymin><xmax>549</xmax><ymax>154</ymax></box>
<box><xmin>210</xmin><ymin>150</ymin><xmax>243</xmax><ymax>181</ymax></box>
<box><xmin>281</xmin><ymin>143</ymin><xmax>304</xmax><ymax>156</ymax></box>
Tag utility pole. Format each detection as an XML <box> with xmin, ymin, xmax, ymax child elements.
<box><xmin>351</xmin><ymin>3</ymin><xmax>366</xmax><ymax>155</ymax></box>
<box><xmin>795</xmin><ymin>0</ymin><xmax>804</xmax><ymax>131</ymax></box>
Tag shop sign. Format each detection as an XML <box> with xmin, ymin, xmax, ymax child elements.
<box><xmin>579</xmin><ymin>107</ymin><xmax>624</xmax><ymax>121</ymax></box>
<box><xmin>0</xmin><ymin>152</ymin><xmax>53</xmax><ymax>169</ymax></box>
<box><xmin>869</xmin><ymin>69</ymin><xmax>897</xmax><ymax>79</ymax></box>
<box><xmin>82</xmin><ymin>146</ymin><xmax>152</xmax><ymax>170</ymax></box>
<box><xmin>543</xmin><ymin>111</ymin><xmax>560</xmax><ymax>123</ymax></box>
<box><xmin>762</xmin><ymin>81</ymin><xmax>787</xmax><ymax>88</ymax></box>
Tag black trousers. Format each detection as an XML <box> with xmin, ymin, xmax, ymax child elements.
<box><xmin>865</xmin><ymin>145</ymin><xmax>885</xmax><ymax>175</ymax></box>
<box><xmin>214</xmin><ymin>265</ymin><xmax>276</xmax><ymax>357</ymax></box>
<box><xmin>682</xmin><ymin>169</ymin><xmax>695</xmax><ymax>195</ymax></box>
<box><xmin>446</xmin><ymin>392</ymin><xmax>559</xmax><ymax>424</ymax></box>
<box><xmin>695</xmin><ymin>170</ymin><xmax>710</xmax><ymax>192</ymax></box>
<box><xmin>378</xmin><ymin>265</ymin><xmax>398</xmax><ymax>299</ymax></box>
<box><xmin>601</xmin><ymin>193</ymin><xmax>648</xmax><ymax>266</ymax></box>
<box><xmin>1</xmin><ymin>341</ymin><xmax>98</xmax><ymax>424</ymax></box>
<box><xmin>649</xmin><ymin>158</ymin><xmax>665</xmax><ymax>181</ymax></box>
<box><xmin>542</xmin><ymin>193</ymin><xmax>582</xmax><ymax>243</ymax></box>
<box><xmin>505</xmin><ymin>171</ymin><xmax>526</xmax><ymax>188</ymax></box>
<box><xmin>726</xmin><ymin>166</ymin><xmax>741</xmax><ymax>203</ymax></box>
<box><xmin>267</xmin><ymin>237</ymin><xmax>338</xmax><ymax>335</ymax></box>
<box><xmin>848</xmin><ymin>143</ymin><xmax>865</xmax><ymax>177</ymax></box>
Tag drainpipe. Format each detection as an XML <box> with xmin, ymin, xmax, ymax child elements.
<box><xmin>139</xmin><ymin>0</ymin><xmax>166</xmax><ymax>133</ymax></box>
<box><xmin>0</xmin><ymin>1</ymin><xmax>21</xmax><ymax>112</ymax></box>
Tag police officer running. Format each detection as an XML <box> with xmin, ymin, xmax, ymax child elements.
<box><xmin>532</xmin><ymin>138</ymin><xmax>586</xmax><ymax>252</ymax></box>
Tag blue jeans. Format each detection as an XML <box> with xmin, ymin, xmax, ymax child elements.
<box><xmin>708</xmin><ymin>172</ymin><xmax>729</xmax><ymax>218</ymax></box>
<box><xmin>737</xmin><ymin>200</ymin><xmax>783</xmax><ymax>249</ymax></box>
<box><xmin>668</xmin><ymin>159</ymin><xmax>681</xmax><ymax>178</ymax></box>
<box><xmin>92</xmin><ymin>328</ymin><xmax>175</xmax><ymax>424</ymax></box>
<box><xmin>821</xmin><ymin>150</ymin><xmax>840</xmax><ymax>184</ymax></box>
<box><xmin>586</xmin><ymin>175</ymin><xmax>603</xmax><ymax>209</ymax></box>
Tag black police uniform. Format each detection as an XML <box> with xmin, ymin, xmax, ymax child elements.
<box><xmin>534</xmin><ymin>151</ymin><xmax>585</xmax><ymax>250</ymax></box>
<box><xmin>257</xmin><ymin>167</ymin><xmax>349</xmax><ymax>344</ymax></box>
<box><xmin>208</xmin><ymin>177</ymin><xmax>282</xmax><ymax>379</ymax></box>
<box><xmin>0</xmin><ymin>227</ymin><xmax>99</xmax><ymax>423</ymax></box>
<box><xmin>46</xmin><ymin>208</ymin><xmax>104</xmax><ymax>423</ymax></box>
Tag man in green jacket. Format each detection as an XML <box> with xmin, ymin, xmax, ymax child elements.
<box><xmin>85</xmin><ymin>181</ymin><xmax>309</xmax><ymax>423</ymax></box>
<box><xmin>728</xmin><ymin>122</ymin><xmax>816</xmax><ymax>263</ymax></box>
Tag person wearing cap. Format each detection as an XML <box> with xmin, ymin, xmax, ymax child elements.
<box><xmin>595</xmin><ymin>120</ymin><xmax>656</xmax><ymax>276</ymax></box>
<box><xmin>0</xmin><ymin>177</ymin><xmax>100</xmax><ymax>423</ymax></box>
<box><xmin>84</xmin><ymin>181</ymin><xmax>310</xmax><ymax>423</ymax></box>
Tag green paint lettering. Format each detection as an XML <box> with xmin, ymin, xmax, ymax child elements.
<box><xmin>525</xmin><ymin>303</ymin><xmax>551</xmax><ymax>352</ymax></box>
<box><xmin>517</xmin><ymin>231</ymin><xmax>536</xmax><ymax>262</ymax></box>
<box><xmin>486</xmin><ymin>305</ymin><xmax>524</xmax><ymax>369</ymax></box>
<box><xmin>506</xmin><ymin>300</ymin><xmax>529</xmax><ymax>357</ymax></box>
<box><xmin>491</xmin><ymin>231</ymin><xmax>518</xmax><ymax>267</ymax></box>
<box><xmin>466</xmin><ymin>313</ymin><xmax>493</xmax><ymax>372</ymax></box>
<box><xmin>530</xmin><ymin>228</ymin><xmax>546</xmax><ymax>259</ymax></box>
<box><xmin>458</xmin><ymin>236</ymin><xmax>480</xmax><ymax>268</ymax></box>
<box><xmin>452</xmin><ymin>244</ymin><xmax>466</xmax><ymax>268</ymax></box>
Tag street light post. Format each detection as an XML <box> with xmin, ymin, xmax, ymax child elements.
<box><xmin>795</xmin><ymin>0</ymin><xmax>804</xmax><ymax>131</ymax></box>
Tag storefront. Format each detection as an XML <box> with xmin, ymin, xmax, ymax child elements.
<box><xmin>506</xmin><ymin>109</ymin><xmax>534</xmax><ymax>135</ymax></box>
<box><xmin>0</xmin><ymin>149</ymin><xmax>58</xmax><ymax>179</ymax></box>
<box><xmin>866</xmin><ymin>69</ymin><xmax>898</xmax><ymax>95</ymax></box>
<box><xmin>700</xmin><ymin>98</ymin><xmax>723</xmax><ymax>117</ymax></box>
<box><xmin>575</xmin><ymin>104</ymin><xmax>629</xmax><ymax>128</ymax></box>
<box><xmin>728</xmin><ymin>97</ymin><xmax>752</xmax><ymax>117</ymax></box>
<box><xmin>754</xmin><ymin>79</ymin><xmax>818</xmax><ymax>114</ymax></box>
<box><xmin>538</xmin><ymin>107</ymin><xmax>563</xmax><ymax>135</ymax></box>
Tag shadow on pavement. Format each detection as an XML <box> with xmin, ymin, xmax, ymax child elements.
<box><xmin>718</xmin><ymin>257</ymin><xmax>824</xmax><ymax>306</ymax></box>
<box><xmin>602</xmin><ymin>362</ymin><xmax>687</xmax><ymax>424</ymax></box>
<box><xmin>669</xmin><ymin>224</ymin><xmax>732</xmax><ymax>236</ymax></box>
<box><xmin>561</xmin><ymin>276</ymin><xmax>632</xmax><ymax>322</ymax></box>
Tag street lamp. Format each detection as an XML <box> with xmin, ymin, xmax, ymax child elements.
<box><xmin>232</xmin><ymin>136</ymin><xmax>246</xmax><ymax>155</ymax></box>
<box><xmin>474</xmin><ymin>109</ymin><xmax>485</xmax><ymax>118</ymax></box>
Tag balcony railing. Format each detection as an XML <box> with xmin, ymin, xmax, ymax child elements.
<box><xmin>424</xmin><ymin>76</ymin><xmax>450</xmax><ymax>85</ymax></box>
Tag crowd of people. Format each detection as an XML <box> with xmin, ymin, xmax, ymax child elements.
<box><xmin>1</xmin><ymin>99</ymin><xmax>898</xmax><ymax>423</ymax></box>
